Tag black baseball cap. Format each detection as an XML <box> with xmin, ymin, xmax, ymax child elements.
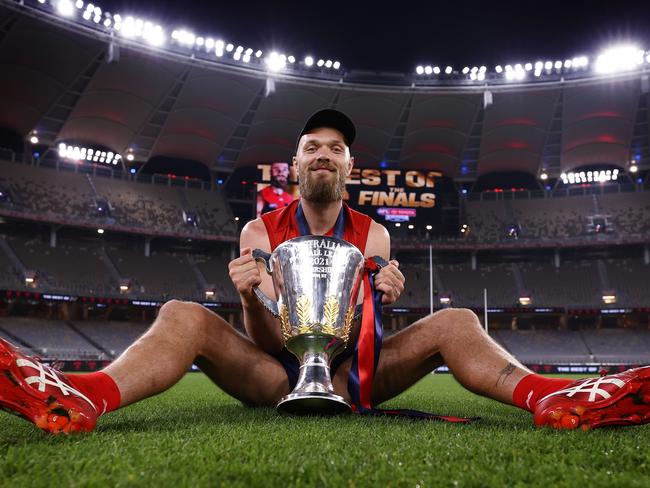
<box><xmin>297</xmin><ymin>109</ymin><xmax>356</xmax><ymax>149</ymax></box>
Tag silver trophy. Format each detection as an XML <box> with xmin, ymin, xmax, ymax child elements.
<box><xmin>253</xmin><ymin>235</ymin><xmax>365</xmax><ymax>415</ymax></box>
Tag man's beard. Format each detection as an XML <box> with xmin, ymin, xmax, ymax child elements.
<box><xmin>298</xmin><ymin>166</ymin><xmax>347</xmax><ymax>203</ymax></box>
<box><xmin>270</xmin><ymin>176</ymin><xmax>287</xmax><ymax>189</ymax></box>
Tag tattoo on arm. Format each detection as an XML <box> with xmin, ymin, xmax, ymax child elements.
<box><xmin>495</xmin><ymin>362</ymin><xmax>517</xmax><ymax>387</ymax></box>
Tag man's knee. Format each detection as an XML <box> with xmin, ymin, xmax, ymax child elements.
<box><xmin>424</xmin><ymin>307</ymin><xmax>481</xmax><ymax>335</ymax></box>
<box><xmin>156</xmin><ymin>299</ymin><xmax>214</xmax><ymax>341</ymax></box>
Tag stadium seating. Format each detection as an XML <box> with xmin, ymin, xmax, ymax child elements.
<box><xmin>0</xmin><ymin>159</ymin><xmax>237</xmax><ymax>237</ymax></box>
<box><xmin>0</xmin><ymin>317</ymin><xmax>104</xmax><ymax>359</ymax></box>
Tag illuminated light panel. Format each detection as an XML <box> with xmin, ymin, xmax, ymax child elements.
<box><xmin>58</xmin><ymin>143</ymin><xmax>122</xmax><ymax>165</ymax></box>
<box><xmin>595</xmin><ymin>45</ymin><xmax>642</xmax><ymax>74</ymax></box>
<box><xmin>560</xmin><ymin>169</ymin><xmax>619</xmax><ymax>184</ymax></box>
<box><xmin>602</xmin><ymin>293</ymin><xmax>617</xmax><ymax>304</ymax></box>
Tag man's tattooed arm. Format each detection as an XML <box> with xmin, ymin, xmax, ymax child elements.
<box><xmin>495</xmin><ymin>362</ymin><xmax>517</xmax><ymax>387</ymax></box>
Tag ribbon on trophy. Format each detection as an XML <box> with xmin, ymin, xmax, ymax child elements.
<box><xmin>348</xmin><ymin>257</ymin><xmax>476</xmax><ymax>423</ymax></box>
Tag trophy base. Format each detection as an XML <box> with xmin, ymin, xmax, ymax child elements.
<box><xmin>277</xmin><ymin>392</ymin><xmax>351</xmax><ymax>416</ymax></box>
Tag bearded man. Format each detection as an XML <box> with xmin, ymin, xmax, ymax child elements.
<box><xmin>0</xmin><ymin>109</ymin><xmax>648</xmax><ymax>434</ymax></box>
<box><xmin>256</xmin><ymin>161</ymin><xmax>294</xmax><ymax>216</ymax></box>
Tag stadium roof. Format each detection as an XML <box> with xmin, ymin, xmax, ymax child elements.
<box><xmin>0</xmin><ymin>1</ymin><xmax>649</xmax><ymax>181</ymax></box>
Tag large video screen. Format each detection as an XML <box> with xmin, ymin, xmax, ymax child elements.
<box><xmin>255</xmin><ymin>164</ymin><xmax>447</xmax><ymax>231</ymax></box>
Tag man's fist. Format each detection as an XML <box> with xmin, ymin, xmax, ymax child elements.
<box><xmin>228</xmin><ymin>247</ymin><xmax>262</xmax><ymax>299</ymax></box>
<box><xmin>373</xmin><ymin>259</ymin><xmax>405</xmax><ymax>305</ymax></box>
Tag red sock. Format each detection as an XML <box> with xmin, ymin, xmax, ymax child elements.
<box><xmin>66</xmin><ymin>372</ymin><xmax>121</xmax><ymax>415</ymax></box>
<box><xmin>512</xmin><ymin>374</ymin><xmax>574</xmax><ymax>412</ymax></box>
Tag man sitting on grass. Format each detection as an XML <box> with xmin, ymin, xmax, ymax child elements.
<box><xmin>0</xmin><ymin>109</ymin><xmax>648</xmax><ymax>434</ymax></box>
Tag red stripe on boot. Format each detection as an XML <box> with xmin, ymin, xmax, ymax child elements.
<box><xmin>66</xmin><ymin>372</ymin><xmax>121</xmax><ymax>415</ymax></box>
<box><xmin>512</xmin><ymin>374</ymin><xmax>574</xmax><ymax>413</ymax></box>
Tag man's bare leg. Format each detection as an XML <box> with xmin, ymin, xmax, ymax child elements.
<box><xmin>331</xmin><ymin>308</ymin><xmax>530</xmax><ymax>405</ymax></box>
<box><xmin>104</xmin><ymin>300</ymin><xmax>290</xmax><ymax>408</ymax></box>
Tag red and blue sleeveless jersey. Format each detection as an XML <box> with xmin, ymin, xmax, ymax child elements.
<box><xmin>260</xmin><ymin>199</ymin><xmax>373</xmax><ymax>253</ymax></box>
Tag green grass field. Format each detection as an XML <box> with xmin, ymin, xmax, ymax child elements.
<box><xmin>0</xmin><ymin>374</ymin><xmax>648</xmax><ymax>487</ymax></box>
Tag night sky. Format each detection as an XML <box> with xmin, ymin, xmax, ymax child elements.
<box><xmin>97</xmin><ymin>0</ymin><xmax>650</xmax><ymax>73</ymax></box>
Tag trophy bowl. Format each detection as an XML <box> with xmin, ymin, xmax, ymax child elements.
<box><xmin>253</xmin><ymin>235</ymin><xmax>365</xmax><ymax>415</ymax></box>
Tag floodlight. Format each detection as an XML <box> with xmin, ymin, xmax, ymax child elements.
<box><xmin>630</xmin><ymin>164</ymin><xmax>638</xmax><ymax>173</ymax></box>
<box><xmin>226</xmin><ymin>43</ymin><xmax>234</xmax><ymax>52</ymax></box>
<box><xmin>29</xmin><ymin>135</ymin><xmax>39</xmax><ymax>144</ymax></box>
<box><xmin>317</xmin><ymin>59</ymin><xmax>325</xmax><ymax>67</ymax></box>
<box><xmin>518</xmin><ymin>296</ymin><xmax>531</xmax><ymax>306</ymax></box>
<box><xmin>433</xmin><ymin>66</ymin><xmax>440</xmax><ymax>74</ymax></box>
<box><xmin>97</xmin><ymin>228</ymin><xmax>105</xmax><ymax>234</ymax></box>
<box><xmin>470</xmin><ymin>72</ymin><xmax>477</xmax><ymax>80</ymax></box>
<box><xmin>445</xmin><ymin>66</ymin><xmax>452</xmax><ymax>74</ymax></box>
<box><xmin>103</xmin><ymin>18</ymin><xmax>111</xmax><ymax>27</ymax></box>
<box><xmin>534</xmin><ymin>70</ymin><xmax>542</xmax><ymax>77</ymax></box>
<box><xmin>534</xmin><ymin>61</ymin><xmax>543</xmax><ymax>70</ymax></box>
<box><xmin>544</xmin><ymin>61</ymin><xmax>552</xmax><ymax>70</ymax></box>
<box><xmin>462</xmin><ymin>66</ymin><xmax>469</xmax><ymax>74</ymax></box>
<box><xmin>196</xmin><ymin>37</ymin><xmax>204</xmax><ymax>46</ymax></box>
<box><xmin>243</xmin><ymin>54</ymin><xmax>251</xmax><ymax>63</ymax></box>
<box><xmin>113</xmin><ymin>14</ymin><xmax>121</xmax><ymax>23</ymax></box>
<box><xmin>325</xmin><ymin>60</ymin><xmax>332</xmax><ymax>68</ymax></box>
<box><xmin>305</xmin><ymin>56</ymin><xmax>314</xmax><ymax>66</ymax></box>
<box><xmin>75</xmin><ymin>0</ymin><xmax>83</xmax><ymax>8</ymax></box>
<box><xmin>514</xmin><ymin>63</ymin><xmax>523</xmax><ymax>71</ymax></box>
<box><xmin>505</xmin><ymin>64</ymin><xmax>512</xmax><ymax>72</ymax></box>
<box><xmin>439</xmin><ymin>295</ymin><xmax>452</xmax><ymax>305</ymax></box>
<box><xmin>495</xmin><ymin>65</ymin><xmax>503</xmax><ymax>73</ymax></box>
<box><xmin>205</xmin><ymin>38</ymin><xmax>214</xmax><ymax>49</ymax></box>
<box><xmin>126</xmin><ymin>153</ymin><xmax>134</xmax><ymax>161</ymax></box>
<box><xmin>426</xmin><ymin>225</ymin><xmax>433</xmax><ymax>230</ymax></box>
<box><xmin>524</xmin><ymin>62</ymin><xmax>532</xmax><ymax>71</ymax></box>
<box><xmin>479</xmin><ymin>66</ymin><xmax>486</xmax><ymax>73</ymax></box>
<box><xmin>540</xmin><ymin>172</ymin><xmax>548</xmax><ymax>180</ymax></box>
<box><xmin>424</xmin><ymin>65</ymin><xmax>432</xmax><ymax>75</ymax></box>
<box><xmin>233</xmin><ymin>51</ymin><xmax>241</xmax><ymax>61</ymax></box>
<box><xmin>595</xmin><ymin>45</ymin><xmax>640</xmax><ymax>74</ymax></box>
<box><xmin>564</xmin><ymin>59</ymin><xmax>572</xmax><ymax>68</ymax></box>
<box><xmin>416</xmin><ymin>66</ymin><xmax>424</xmax><ymax>75</ymax></box>
<box><xmin>82</xmin><ymin>10</ymin><xmax>91</xmax><ymax>20</ymax></box>
<box><xmin>471</xmin><ymin>66</ymin><xmax>478</xmax><ymax>73</ymax></box>
<box><xmin>266</xmin><ymin>52</ymin><xmax>286</xmax><ymax>72</ymax></box>
<box><xmin>477</xmin><ymin>72</ymin><xmax>485</xmax><ymax>81</ymax></box>
<box><xmin>395</xmin><ymin>223</ymin><xmax>401</xmax><ymax>227</ymax></box>
<box><xmin>505</xmin><ymin>70</ymin><xmax>515</xmax><ymax>81</ymax></box>
<box><xmin>255</xmin><ymin>50</ymin><xmax>263</xmax><ymax>58</ymax></box>
<box><xmin>333</xmin><ymin>61</ymin><xmax>340</xmax><ymax>70</ymax></box>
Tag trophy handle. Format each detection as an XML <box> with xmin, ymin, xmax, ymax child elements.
<box><xmin>251</xmin><ymin>248</ymin><xmax>279</xmax><ymax>317</ymax></box>
<box><xmin>252</xmin><ymin>248</ymin><xmax>273</xmax><ymax>274</ymax></box>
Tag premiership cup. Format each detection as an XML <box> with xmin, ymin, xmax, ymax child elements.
<box><xmin>252</xmin><ymin>235</ymin><xmax>365</xmax><ymax>415</ymax></box>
